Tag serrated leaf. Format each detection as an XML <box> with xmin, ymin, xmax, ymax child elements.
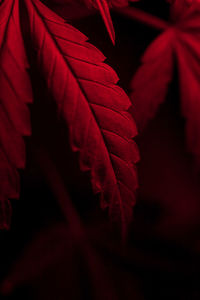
<box><xmin>130</xmin><ymin>3</ymin><xmax>200</xmax><ymax>166</ymax></box>
<box><xmin>0</xmin><ymin>0</ymin><xmax>33</xmax><ymax>229</ymax></box>
<box><xmin>24</xmin><ymin>0</ymin><xmax>139</xmax><ymax>235</ymax></box>
<box><xmin>174</xmin><ymin>3</ymin><xmax>200</xmax><ymax>164</ymax></box>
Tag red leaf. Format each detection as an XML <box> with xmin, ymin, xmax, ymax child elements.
<box><xmin>130</xmin><ymin>29</ymin><xmax>174</xmax><ymax>130</ymax></box>
<box><xmin>174</xmin><ymin>3</ymin><xmax>200</xmax><ymax>163</ymax></box>
<box><xmin>84</xmin><ymin>0</ymin><xmax>140</xmax><ymax>44</ymax></box>
<box><xmin>24</xmin><ymin>0</ymin><xmax>139</xmax><ymax>234</ymax></box>
<box><xmin>84</xmin><ymin>0</ymin><xmax>116</xmax><ymax>44</ymax></box>
<box><xmin>130</xmin><ymin>3</ymin><xmax>200</xmax><ymax>165</ymax></box>
<box><xmin>0</xmin><ymin>0</ymin><xmax>33</xmax><ymax>229</ymax></box>
<box><xmin>169</xmin><ymin>0</ymin><xmax>200</xmax><ymax>21</ymax></box>
<box><xmin>95</xmin><ymin>0</ymin><xmax>115</xmax><ymax>44</ymax></box>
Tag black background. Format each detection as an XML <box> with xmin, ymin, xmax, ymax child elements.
<box><xmin>1</xmin><ymin>1</ymin><xmax>200</xmax><ymax>299</ymax></box>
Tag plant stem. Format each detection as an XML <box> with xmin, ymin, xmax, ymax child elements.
<box><xmin>113</xmin><ymin>6</ymin><xmax>170</xmax><ymax>31</ymax></box>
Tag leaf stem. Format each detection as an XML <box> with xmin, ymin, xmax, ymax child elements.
<box><xmin>113</xmin><ymin>6</ymin><xmax>170</xmax><ymax>31</ymax></box>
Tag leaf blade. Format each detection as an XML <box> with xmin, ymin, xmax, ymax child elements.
<box><xmin>24</xmin><ymin>0</ymin><xmax>139</xmax><ymax>235</ymax></box>
<box><xmin>0</xmin><ymin>0</ymin><xmax>33</xmax><ymax>229</ymax></box>
<box><xmin>130</xmin><ymin>29</ymin><xmax>174</xmax><ymax>130</ymax></box>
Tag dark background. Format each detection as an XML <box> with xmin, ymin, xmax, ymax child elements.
<box><xmin>1</xmin><ymin>0</ymin><xmax>200</xmax><ymax>299</ymax></box>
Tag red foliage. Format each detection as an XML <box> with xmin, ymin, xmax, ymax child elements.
<box><xmin>0</xmin><ymin>0</ymin><xmax>33</xmax><ymax>229</ymax></box>
<box><xmin>1</xmin><ymin>1</ymin><xmax>200</xmax><ymax>299</ymax></box>
<box><xmin>0</xmin><ymin>0</ymin><xmax>139</xmax><ymax>235</ymax></box>
<box><xmin>130</xmin><ymin>2</ymin><xmax>200</xmax><ymax>164</ymax></box>
<box><xmin>84</xmin><ymin>0</ymin><xmax>140</xmax><ymax>43</ymax></box>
